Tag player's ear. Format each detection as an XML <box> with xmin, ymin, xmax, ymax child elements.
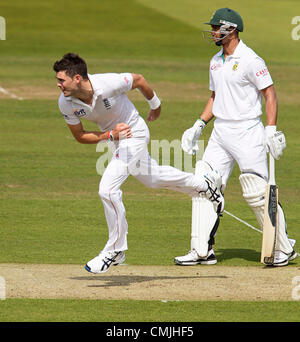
<box><xmin>74</xmin><ymin>74</ymin><xmax>82</xmax><ymax>83</ymax></box>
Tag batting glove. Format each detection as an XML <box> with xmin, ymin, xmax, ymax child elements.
<box><xmin>265</xmin><ymin>126</ymin><xmax>286</xmax><ymax>160</ymax></box>
<box><xmin>181</xmin><ymin>119</ymin><xmax>206</xmax><ymax>155</ymax></box>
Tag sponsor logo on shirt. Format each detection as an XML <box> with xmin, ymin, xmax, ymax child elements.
<box><xmin>211</xmin><ymin>63</ymin><xmax>222</xmax><ymax>71</ymax></box>
<box><xmin>124</xmin><ymin>76</ymin><xmax>130</xmax><ymax>84</ymax></box>
<box><xmin>256</xmin><ymin>68</ymin><xmax>269</xmax><ymax>77</ymax></box>
<box><xmin>103</xmin><ymin>98</ymin><xmax>112</xmax><ymax>110</ymax></box>
<box><xmin>73</xmin><ymin>108</ymin><xmax>87</xmax><ymax>117</ymax></box>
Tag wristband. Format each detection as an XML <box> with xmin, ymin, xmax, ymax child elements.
<box><xmin>107</xmin><ymin>130</ymin><xmax>114</xmax><ymax>141</ymax></box>
<box><xmin>147</xmin><ymin>92</ymin><xmax>161</xmax><ymax>110</ymax></box>
<box><xmin>200</xmin><ymin>118</ymin><xmax>208</xmax><ymax>125</ymax></box>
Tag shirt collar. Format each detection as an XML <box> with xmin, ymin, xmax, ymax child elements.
<box><xmin>216</xmin><ymin>48</ymin><xmax>224</xmax><ymax>57</ymax></box>
<box><xmin>63</xmin><ymin>73</ymin><xmax>102</xmax><ymax>105</ymax></box>
<box><xmin>230</xmin><ymin>39</ymin><xmax>246</xmax><ymax>58</ymax></box>
<box><xmin>88</xmin><ymin>73</ymin><xmax>103</xmax><ymax>98</ymax></box>
<box><xmin>216</xmin><ymin>39</ymin><xmax>245</xmax><ymax>59</ymax></box>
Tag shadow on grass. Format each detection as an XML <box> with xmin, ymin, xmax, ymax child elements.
<box><xmin>216</xmin><ymin>248</ymin><xmax>260</xmax><ymax>262</ymax></box>
<box><xmin>217</xmin><ymin>248</ymin><xmax>299</xmax><ymax>266</ymax></box>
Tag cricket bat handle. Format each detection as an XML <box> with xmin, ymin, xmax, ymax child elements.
<box><xmin>268</xmin><ymin>153</ymin><xmax>275</xmax><ymax>185</ymax></box>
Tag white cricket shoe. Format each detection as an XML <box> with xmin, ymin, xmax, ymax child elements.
<box><xmin>203</xmin><ymin>169</ymin><xmax>225</xmax><ymax>214</ymax></box>
<box><xmin>174</xmin><ymin>248</ymin><xmax>217</xmax><ymax>266</ymax></box>
<box><xmin>84</xmin><ymin>251</ymin><xmax>125</xmax><ymax>274</ymax></box>
<box><xmin>272</xmin><ymin>250</ymin><xmax>297</xmax><ymax>267</ymax></box>
<box><xmin>288</xmin><ymin>250</ymin><xmax>298</xmax><ymax>261</ymax></box>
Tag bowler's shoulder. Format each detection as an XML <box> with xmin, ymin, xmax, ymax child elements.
<box><xmin>90</xmin><ymin>72</ymin><xmax>121</xmax><ymax>82</ymax></box>
<box><xmin>89</xmin><ymin>72</ymin><xmax>124</xmax><ymax>90</ymax></box>
<box><xmin>90</xmin><ymin>72</ymin><xmax>133</xmax><ymax>95</ymax></box>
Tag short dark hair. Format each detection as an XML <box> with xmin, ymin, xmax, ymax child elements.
<box><xmin>53</xmin><ymin>53</ymin><xmax>88</xmax><ymax>79</ymax></box>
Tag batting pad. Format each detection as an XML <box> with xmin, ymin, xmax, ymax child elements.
<box><xmin>239</xmin><ymin>173</ymin><xmax>266</xmax><ymax>227</ymax></box>
<box><xmin>239</xmin><ymin>173</ymin><xmax>293</xmax><ymax>254</ymax></box>
<box><xmin>191</xmin><ymin>161</ymin><xmax>219</xmax><ymax>257</ymax></box>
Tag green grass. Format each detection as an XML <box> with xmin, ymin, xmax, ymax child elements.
<box><xmin>0</xmin><ymin>0</ymin><xmax>300</xmax><ymax>322</ymax></box>
<box><xmin>1</xmin><ymin>299</ymin><xmax>300</xmax><ymax>322</ymax></box>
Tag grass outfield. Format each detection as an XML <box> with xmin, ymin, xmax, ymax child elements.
<box><xmin>0</xmin><ymin>0</ymin><xmax>300</xmax><ymax>322</ymax></box>
<box><xmin>1</xmin><ymin>299</ymin><xmax>300</xmax><ymax>322</ymax></box>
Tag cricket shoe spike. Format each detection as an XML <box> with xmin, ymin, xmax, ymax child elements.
<box><xmin>174</xmin><ymin>248</ymin><xmax>217</xmax><ymax>265</ymax></box>
<box><xmin>84</xmin><ymin>251</ymin><xmax>125</xmax><ymax>274</ymax></box>
<box><xmin>203</xmin><ymin>169</ymin><xmax>225</xmax><ymax>215</ymax></box>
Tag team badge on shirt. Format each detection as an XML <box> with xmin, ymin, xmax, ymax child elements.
<box><xmin>232</xmin><ymin>62</ymin><xmax>239</xmax><ymax>71</ymax></box>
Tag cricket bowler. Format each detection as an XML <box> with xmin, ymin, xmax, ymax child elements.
<box><xmin>175</xmin><ymin>8</ymin><xmax>297</xmax><ymax>267</ymax></box>
<box><xmin>53</xmin><ymin>53</ymin><xmax>224</xmax><ymax>274</ymax></box>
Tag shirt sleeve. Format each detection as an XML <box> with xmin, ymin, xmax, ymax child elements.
<box><xmin>118</xmin><ymin>73</ymin><xmax>133</xmax><ymax>92</ymax></box>
<box><xmin>245</xmin><ymin>57</ymin><xmax>273</xmax><ymax>90</ymax></box>
<box><xmin>58</xmin><ymin>96</ymin><xmax>80</xmax><ymax>125</ymax></box>
<box><xmin>209</xmin><ymin>70</ymin><xmax>215</xmax><ymax>91</ymax></box>
<box><xmin>209</xmin><ymin>60</ymin><xmax>215</xmax><ymax>91</ymax></box>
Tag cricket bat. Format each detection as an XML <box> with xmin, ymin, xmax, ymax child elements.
<box><xmin>261</xmin><ymin>153</ymin><xmax>279</xmax><ymax>265</ymax></box>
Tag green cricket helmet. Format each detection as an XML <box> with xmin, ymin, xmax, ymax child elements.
<box><xmin>206</xmin><ymin>8</ymin><xmax>243</xmax><ymax>32</ymax></box>
<box><xmin>203</xmin><ymin>8</ymin><xmax>243</xmax><ymax>46</ymax></box>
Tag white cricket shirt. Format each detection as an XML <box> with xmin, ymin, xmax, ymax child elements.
<box><xmin>58</xmin><ymin>73</ymin><xmax>142</xmax><ymax>133</ymax></box>
<box><xmin>209</xmin><ymin>40</ymin><xmax>273</xmax><ymax>120</ymax></box>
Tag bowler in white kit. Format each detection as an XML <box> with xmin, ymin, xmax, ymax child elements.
<box><xmin>176</xmin><ymin>8</ymin><xmax>297</xmax><ymax>267</ymax></box>
<box><xmin>53</xmin><ymin>53</ymin><xmax>224</xmax><ymax>273</ymax></box>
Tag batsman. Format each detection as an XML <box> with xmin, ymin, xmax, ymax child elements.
<box><xmin>175</xmin><ymin>8</ymin><xmax>297</xmax><ymax>267</ymax></box>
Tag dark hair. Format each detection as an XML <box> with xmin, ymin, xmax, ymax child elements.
<box><xmin>53</xmin><ymin>53</ymin><xmax>88</xmax><ymax>79</ymax></box>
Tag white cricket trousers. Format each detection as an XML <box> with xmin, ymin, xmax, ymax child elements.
<box><xmin>98</xmin><ymin>119</ymin><xmax>206</xmax><ymax>252</ymax></box>
<box><xmin>202</xmin><ymin>118</ymin><xmax>293</xmax><ymax>255</ymax></box>
<box><xmin>202</xmin><ymin>118</ymin><xmax>268</xmax><ymax>186</ymax></box>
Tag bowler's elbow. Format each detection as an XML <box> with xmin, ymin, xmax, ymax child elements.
<box><xmin>67</xmin><ymin>123</ymin><xmax>86</xmax><ymax>144</ymax></box>
<box><xmin>131</xmin><ymin>73</ymin><xmax>146</xmax><ymax>90</ymax></box>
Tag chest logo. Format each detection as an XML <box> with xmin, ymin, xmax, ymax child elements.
<box><xmin>73</xmin><ymin>108</ymin><xmax>86</xmax><ymax>117</ymax></box>
<box><xmin>232</xmin><ymin>62</ymin><xmax>239</xmax><ymax>71</ymax></box>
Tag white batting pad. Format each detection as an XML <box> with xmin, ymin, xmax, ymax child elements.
<box><xmin>239</xmin><ymin>173</ymin><xmax>293</xmax><ymax>255</ymax></box>
<box><xmin>239</xmin><ymin>173</ymin><xmax>266</xmax><ymax>227</ymax></box>
<box><xmin>191</xmin><ymin>194</ymin><xmax>218</xmax><ymax>257</ymax></box>
<box><xmin>191</xmin><ymin>161</ymin><xmax>219</xmax><ymax>257</ymax></box>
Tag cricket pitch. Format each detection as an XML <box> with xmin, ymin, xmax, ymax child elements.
<box><xmin>0</xmin><ymin>263</ymin><xmax>299</xmax><ymax>301</ymax></box>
